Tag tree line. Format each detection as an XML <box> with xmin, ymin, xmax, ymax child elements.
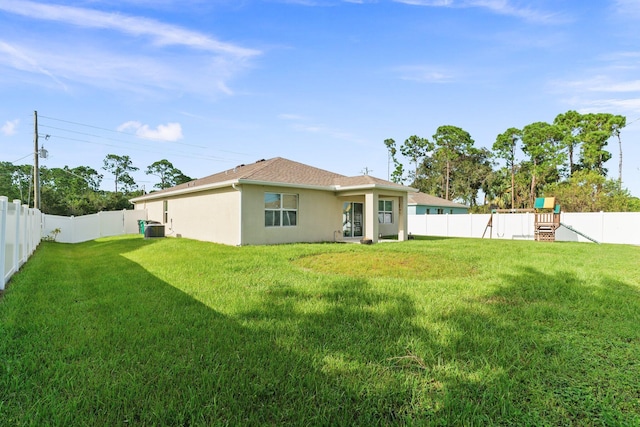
<box><xmin>3</xmin><ymin>110</ymin><xmax>638</xmax><ymax>216</ymax></box>
<box><xmin>0</xmin><ymin>155</ymin><xmax>191</xmax><ymax>216</ymax></box>
<box><xmin>385</xmin><ymin>110</ymin><xmax>639</xmax><ymax>212</ymax></box>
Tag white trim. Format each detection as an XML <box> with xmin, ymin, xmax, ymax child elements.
<box><xmin>130</xmin><ymin>179</ymin><xmax>241</xmax><ymax>202</ymax></box>
<box><xmin>130</xmin><ymin>178</ymin><xmax>417</xmax><ymax>203</ymax></box>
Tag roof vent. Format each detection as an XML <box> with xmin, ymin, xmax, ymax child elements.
<box><xmin>256</xmin><ymin>159</ymin><xmax>266</xmax><ymax>163</ymax></box>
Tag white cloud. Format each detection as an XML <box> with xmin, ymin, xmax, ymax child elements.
<box><xmin>594</xmin><ymin>80</ymin><xmax>640</xmax><ymax>93</ymax></box>
<box><xmin>2</xmin><ymin>119</ymin><xmax>19</xmax><ymax>136</ymax></box>
<box><xmin>117</xmin><ymin>121</ymin><xmax>184</xmax><ymax>141</ymax></box>
<box><xmin>0</xmin><ymin>0</ymin><xmax>259</xmax><ymax>58</ymax></box>
<box><xmin>561</xmin><ymin>75</ymin><xmax>640</xmax><ymax>93</ymax></box>
<box><xmin>392</xmin><ymin>0</ymin><xmax>567</xmax><ymax>24</ymax></box>
<box><xmin>614</xmin><ymin>0</ymin><xmax>640</xmax><ymax>18</ymax></box>
<box><xmin>553</xmin><ymin>75</ymin><xmax>640</xmax><ymax>118</ymax></box>
<box><xmin>0</xmin><ymin>1</ymin><xmax>260</xmax><ymax>96</ymax></box>
<box><xmin>278</xmin><ymin>113</ymin><xmax>367</xmax><ymax>144</ymax></box>
<box><xmin>574</xmin><ymin>98</ymin><xmax>640</xmax><ymax>116</ymax></box>
<box><xmin>395</xmin><ymin>0</ymin><xmax>453</xmax><ymax>5</ymax></box>
<box><xmin>0</xmin><ymin>41</ymin><xmax>68</xmax><ymax>90</ymax></box>
<box><xmin>549</xmin><ymin>45</ymin><xmax>640</xmax><ymax>119</ymax></box>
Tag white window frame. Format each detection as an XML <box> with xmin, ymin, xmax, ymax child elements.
<box><xmin>265</xmin><ymin>192</ymin><xmax>298</xmax><ymax>227</ymax></box>
<box><xmin>163</xmin><ymin>200</ymin><xmax>168</xmax><ymax>224</ymax></box>
<box><xmin>378</xmin><ymin>200</ymin><xmax>393</xmax><ymax>224</ymax></box>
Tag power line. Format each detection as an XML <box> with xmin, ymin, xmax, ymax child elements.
<box><xmin>626</xmin><ymin>116</ymin><xmax>640</xmax><ymax>126</ymax></box>
<box><xmin>39</xmin><ymin>132</ymin><xmax>232</xmax><ymax>163</ymax></box>
<box><xmin>34</xmin><ymin>114</ymin><xmax>254</xmax><ymax>169</ymax></box>
<box><xmin>37</xmin><ymin>114</ymin><xmax>250</xmax><ymax>156</ymax></box>
<box><xmin>11</xmin><ymin>153</ymin><xmax>33</xmax><ymax>163</ymax></box>
<box><xmin>40</xmin><ymin>117</ymin><xmax>208</xmax><ymax>149</ymax></box>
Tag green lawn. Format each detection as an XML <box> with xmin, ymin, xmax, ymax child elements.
<box><xmin>1</xmin><ymin>235</ymin><xmax>639</xmax><ymax>426</ymax></box>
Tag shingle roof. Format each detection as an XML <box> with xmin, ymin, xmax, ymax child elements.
<box><xmin>408</xmin><ymin>192</ymin><xmax>469</xmax><ymax>209</ymax></box>
<box><xmin>333</xmin><ymin>174</ymin><xmax>409</xmax><ymax>190</ymax></box>
<box><xmin>238</xmin><ymin>157</ymin><xmax>346</xmax><ymax>186</ymax></box>
<box><xmin>131</xmin><ymin>157</ymin><xmax>414</xmax><ymax>201</ymax></box>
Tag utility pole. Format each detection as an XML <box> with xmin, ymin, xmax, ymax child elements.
<box><xmin>33</xmin><ymin>110</ymin><xmax>40</xmax><ymax>210</ymax></box>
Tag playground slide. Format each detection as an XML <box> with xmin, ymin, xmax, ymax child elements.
<box><xmin>559</xmin><ymin>222</ymin><xmax>600</xmax><ymax>244</ymax></box>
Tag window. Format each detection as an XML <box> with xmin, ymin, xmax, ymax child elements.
<box><xmin>163</xmin><ymin>200</ymin><xmax>168</xmax><ymax>223</ymax></box>
<box><xmin>378</xmin><ymin>200</ymin><xmax>393</xmax><ymax>224</ymax></box>
<box><xmin>265</xmin><ymin>193</ymin><xmax>298</xmax><ymax>227</ymax></box>
<box><xmin>437</xmin><ymin>208</ymin><xmax>444</xmax><ymax>215</ymax></box>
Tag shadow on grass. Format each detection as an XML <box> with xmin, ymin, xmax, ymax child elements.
<box><xmin>429</xmin><ymin>266</ymin><xmax>640</xmax><ymax>425</ymax></box>
<box><xmin>1</xmin><ymin>239</ymin><xmax>423</xmax><ymax>425</ymax></box>
<box><xmin>2</xmin><ymin>239</ymin><xmax>639</xmax><ymax>426</ymax></box>
<box><xmin>236</xmin><ymin>264</ymin><xmax>640</xmax><ymax>425</ymax></box>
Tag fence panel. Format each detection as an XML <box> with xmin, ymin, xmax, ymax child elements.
<box><xmin>1</xmin><ymin>197</ymin><xmax>41</xmax><ymax>289</ymax></box>
<box><xmin>74</xmin><ymin>214</ymin><xmax>102</xmax><ymax>242</ymax></box>
<box><xmin>602</xmin><ymin>212</ymin><xmax>640</xmax><ymax>244</ymax></box>
<box><xmin>42</xmin><ymin>215</ymin><xmax>75</xmax><ymax>243</ymax></box>
<box><xmin>42</xmin><ymin>210</ymin><xmax>148</xmax><ymax>244</ymax></box>
<box><xmin>3</xmin><ymin>201</ymin><xmax>18</xmax><ymax>287</ymax></box>
<box><xmin>2</xmin><ymin>199</ymin><xmax>146</xmax><ymax>287</ymax></box>
<box><xmin>124</xmin><ymin>210</ymin><xmax>147</xmax><ymax>234</ymax></box>
<box><xmin>408</xmin><ymin>211</ymin><xmax>640</xmax><ymax>245</ymax></box>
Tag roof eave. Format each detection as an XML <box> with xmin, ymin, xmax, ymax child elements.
<box><xmin>130</xmin><ymin>179</ymin><xmax>417</xmax><ymax>204</ymax></box>
<box><xmin>239</xmin><ymin>180</ymin><xmax>416</xmax><ymax>193</ymax></box>
<box><xmin>336</xmin><ymin>184</ymin><xmax>419</xmax><ymax>193</ymax></box>
<box><xmin>129</xmin><ymin>178</ymin><xmax>240</xmax><ymax>203</ymax></box>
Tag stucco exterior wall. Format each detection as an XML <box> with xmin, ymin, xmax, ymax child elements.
<box><xmin>135</xmin><ymin>198</ymin><xmax>164</xmax><ymax>223</ymax></box>
<box><xmin>240</xmin><ymin>184</ymin><xmax>343</xmax><ymax>245</ymax></box>
<box><xmin>133</xmin><ymin>183</ymin><xmax>412</xmax><ymax>245</ymax></box>
<box><xmin>135</xmin><ymin>187</ymin><xmax>241</xmax><ymax>245</ymax></box>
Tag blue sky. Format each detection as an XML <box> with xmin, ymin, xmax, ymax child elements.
<box><xmin>2</xmin><ymin>0</ymin><xmax>640</xmax><ymax>197</ymax></box>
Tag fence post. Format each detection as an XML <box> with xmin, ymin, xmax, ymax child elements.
<box><xmin>12</xmin><ymin>200</ymin><xmax>21</xmax><ymax>279</ymax></box>
<box><xmin>27</xmin><ymin>208</ymin><xmax>34</xmax><ymax>256</ymax></box>
<box><xmin>70</xmin><ymin>215</ymin><xmax>75</xmax><ymax>244</ymax></box>
<box><xmin>0</xmin><ymin>196</ymin><xmax>7</xmax><ymax>289</ymax></box>
<box><xmin>446</xmin><ymin>213</ymin><xmax>450</xmax><ymax>237</ymax></box>
<box><xmin>21</xmin><ymin>204</ymin><xmax>28</xmax><ymax>266</ymax></box>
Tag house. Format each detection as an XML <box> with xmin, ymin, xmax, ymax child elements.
<box><xmin>408</xmin><ymin>192</ymin><xmax>469</xmax><ymax>215</ymax></box>
<box><xmin>130</xmin><ymin>157</ymin><xmax>417</xmax><ymax>246</ymax></box>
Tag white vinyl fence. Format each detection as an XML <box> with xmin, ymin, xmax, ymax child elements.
<box><xmin>1</xmin><ymin>197</ymin><xmax>41</xmax><ymax>289</ymax></box>
<box><xmin>408</xmin><ymin>211</ymin><xmax>640</xmax><ymax>245</ymax></box>
<box><xmin>2</xmin><ymin>194</ymin><xmax>149</xmax><ymax>288</ymax></box>
<box><xmin>42</xmin><ymin>210</ymin><xmax>148</xmax><ymax>244</ymax></box>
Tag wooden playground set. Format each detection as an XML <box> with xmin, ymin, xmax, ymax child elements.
<box><xmin>483</xmin><ymin>197</ymin><xmax>596</xmax><ymax>243</ymax></box>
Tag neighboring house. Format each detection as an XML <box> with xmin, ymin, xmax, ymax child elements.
<box><xmin>408</xmin><ymin>192</ymin><xmax>469</xmax><ymax>215</ymax></box>
<box><xmin>130</xmin><ymin>157</ymin><xmax>417</xmax><ymax>246</ymax></box>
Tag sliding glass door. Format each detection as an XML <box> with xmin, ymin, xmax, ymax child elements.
<box><xmin>342</xmin><ymin>202</ymin><xmax>363</xmax><ymax>238</ymax></box>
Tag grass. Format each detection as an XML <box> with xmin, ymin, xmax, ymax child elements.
<box><xmin>1</xmin><ymin>235</ymin><xmax>639</xmax><ymax>426</ymax></box>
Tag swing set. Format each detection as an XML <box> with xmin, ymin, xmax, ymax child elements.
<box><xmin>482</xmin><ymin>197</ymin><xmax>561</xmax><ymax>241</ymax></box>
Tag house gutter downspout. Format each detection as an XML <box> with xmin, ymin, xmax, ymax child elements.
<box><xmin>232</xmin><ymin>183</ymin><xmax>242</xmax><ymax>245</ymax></box>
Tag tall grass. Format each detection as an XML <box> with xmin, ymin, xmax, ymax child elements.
<box><xmin>1</xmin><ymin>236</ymin><xmax>639</xmax><ymax>425</ymax></box>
